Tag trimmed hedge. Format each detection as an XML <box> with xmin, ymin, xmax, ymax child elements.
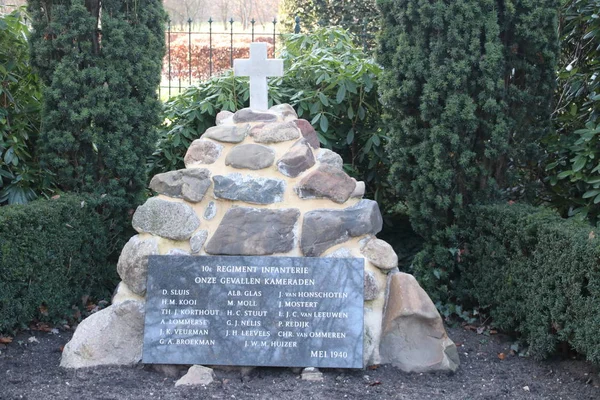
<box><xmin>459</xmin><ymin>204</ymin><xmax>600</xmax><ymax>363</ymax></box>
<box><xmin>0</xmin><ymin>195</ymin><xmax>116</xmax><ymax>334</ymax></box>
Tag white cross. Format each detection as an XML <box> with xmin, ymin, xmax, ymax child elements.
<box><xmin>234</xmin><ymin>43</ymin><xmax>283</xmax><ymax>111</ymax></box>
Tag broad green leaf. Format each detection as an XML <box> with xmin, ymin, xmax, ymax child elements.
<box><xmin>318</xmin><ymin>92</ymin><xmax>329</xmax><ymax>106</ymax></box>
<box><xmin>582</xmin><ymin>189</ymin><xmax>600</xmax><ymax>198</ymax></box>
<box><xmin>320</xmin><ymin>115</ymin><xmax>329</xmax><ymax>132</ymax></box>
<box><xmin>311</xmin><ymin>113</ymin><xmax>321</xmax><ymax>125</ymax></box>
<box><xmin>557</xmin><ymin>170</ymin><xmax>573</xmax><ymax>179</ymax></box>
<box><xmin>336</xmin><ymin>85</ymin><xmax>346</xmax><ymax>104</ymax></box>
<box><xmin>346</xmin><ymin>128</ymin><xmax>355</xmax><ymax>145</ymax></box>
<box><xmin>573</xmin><ymin>156</ymin><xmax>587</xmax><ymax>172</ymax></box>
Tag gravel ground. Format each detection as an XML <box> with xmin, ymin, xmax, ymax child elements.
<box><xmin>1</xmin><ymin>326</ymin><xmax>598</xmax><ymax>400</ymax></box>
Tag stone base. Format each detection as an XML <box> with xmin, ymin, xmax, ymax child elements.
<box><xmin>61</xmin><ymin>300</ymin><xmax>144</xmax><ymax>368</ymax></box>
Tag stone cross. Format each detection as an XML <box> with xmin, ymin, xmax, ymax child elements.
<box><xmin>233</xmin><ymin>42</ymin><xmax>283</xmax><ymax>111</ymax></box>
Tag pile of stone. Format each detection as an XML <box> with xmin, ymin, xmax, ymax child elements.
<box><xmin>61</xmin><ymin>104</ymin><xmax>459</xmax><ymax>375</ymax></box>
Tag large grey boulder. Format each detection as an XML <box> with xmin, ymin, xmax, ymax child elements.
<box><xmin>205</xmin><ymin>207</ymin><xmax>300</xmax><ymax>255</ymax></box>
<box><xmin>116</xmin><ymin>235</ymin><xmax>159</xmax><ymax>295</ymax></box>
<box><xmin>380</xmin><ymin>272</ymin><xmax>460</xmax><ymax>373</ymax></box>
<box><xmin>301</xmin><ymin>200</ymin><xmax>383</xmax><ymax>256</ymax></box>
<box><xmin>213</xmin><ymin>173</ymin><xmax>285</xmax><ymax>204</ymax></box>
<box><xmin>132</xmin><ymin>197</ymin><xmax>200</xmax><ymax>241</ymax></box>
<box><xmin>149</xmin><ymin>168</ymin><xmax>211</xmax><ymax>203</ymax></box>
<box><xmin>60</xmin><ymin>300</ymin><xmax>144</xmax><ymax>368</ymax></box>
<box><xmin>225</xmin><ymin>143</ymin><xmax>275</xmax><ymax>170</ymax></box>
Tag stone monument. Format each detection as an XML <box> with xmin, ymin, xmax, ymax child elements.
<box><xmin>60</xmin><ymin>43</ymin><xmax>459</xmax><ymax>379</ymax></box>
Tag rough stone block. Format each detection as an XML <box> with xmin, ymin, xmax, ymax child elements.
<box><xmin>204</xmin><ymin>201</ymin><xmax>217</xmax><ymax>220</ymax></box>
<box><xmin>293</xmin><ymin>119</ymin><xmax>320</xmax><ymax>149</ymax></box>
<box><xmin>213</xmin><ymin>173</ymin><xmax>285</xmax><ymax>204</ymax></box>
<box><xmin>184</xmin><ymin>139</ymin><xmax>223</xmax><ymax>166</ymax></box>
<box><xmin>269</xmin><ymin>104</ymin><xmax>298</xmax><ymax>120</ymax></box>
<box><xmin>277</xmin><ymin>139</ymin><xmax>316</xmax><ymax>177</ymax></box>
<box><xmin>233</xmin><ymin>108</ymin><xmax>278</xmax><ymax>123</ymax></box>
<box><xmin>205</xmin><ymin>207</ymin><xmax>300</xmax><ymax>255</ymax></box>
<box><xmin>203</xmin><ymin>125</ymin><xmax>248</xmax><ymax>143</ymax></box>
<box><xmin>149</xmin><ymin>168</ymin><xmax>211</xmax><ymax>203</ymax></box>
<box><xmin>301</xmin><ymin>200</ymin><xmax>383</xmax><ymax>256</ymax></box>
<box><xmin>252</xmin><ymin>121</ymin><xmax>300</xmax><ymax>143</ymax></box>
<box><xmin>216</xmin><ymin>110</ymin><xmax>233</xmax><ymax>125</ymax></box>
<box><xmin>60</xmin><ymin>300</ymin><xmax>144</xmax><ymax>368</ymax></box>
<box><xmin>380</xmin><ymin>272</ymin><xmax>460</xmax><ymax>373</ymax></box>
<box><xmin>295</xmin><ymin>165</ymin><xmax>356</xmax><ymax>203</ymax></box>
<box><xmin>360</xmin><ymin>238</ymin><xmax>398</xmax><ymax>271</ymax></box>
<box><xmin>175</xmin><ymin>365</ymin><xmax>215</xmax><ymax>387</ymax></box>
<box><xmin>317</xmin><ymin>148</ymin><xmax>343</xmax><ymax>170</ymax></box>
<box><xmin>111</xmin><ymin>281</ymin><xmax>145</xmax><ymax>305</ymax></box>
<box><xmin>190</xmin><ymin>230</ymin><xmax>208</xmax><ymax>254</ymax></box>
<box><xmin>132</xmin><ymin>197</ymin><xmax>200</xmax><ymax>241</ymax></box>
<box><xmin>225</xmin><ymin>143</ymin><xmax>275</xmax><ymax>170</ymax></box>
<box><xmin>116</xmin><ymin>235</ymin><xmax>159</xmax><ymax>295</ymax></box>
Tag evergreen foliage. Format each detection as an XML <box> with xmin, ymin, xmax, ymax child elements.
<box><xmin>0</xmin><ymin>8</ymin><xmax>51</xmax><ymax>205</ymax></box>
<box><xmin>279</xmin><ymin>0</ymin><xmax>379</xmax><ymax>48</ymax></box>
<box><xmin>27</xmin><ymin>0</ymin><xmax>166</xmax><ymax>214</ymax></box>
<box><xmin>546</xmin><ymin>0</ymin><xmax>600</xmax><ymax>223</ymax></box>
<box><xmin>0</xmin><ymin>194</ymin><xmax>114</xmax><ymax>334</ymax></box>
<box><xmin>377</xmin><ymin>0</ymin><xmax>559</xmax><ymax>303</ymax></box>
<box><xmin>458</xmin><ymin>203</ymin><xmax>600</xmax><ymax>363</ymax></box>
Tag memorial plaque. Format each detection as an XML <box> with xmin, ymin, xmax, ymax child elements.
<box><xmin>142</xmin><ymin>255</ymin><xmax>364</xmax><ymax>368</ymax></box>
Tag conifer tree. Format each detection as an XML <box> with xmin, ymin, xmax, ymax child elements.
<box><xmin>28</xmin><ymin>0</ymin><xmax>166</xmax><ymax>212</ymax></box>
<box><xmin>377</xmin><ymin>0</ymin><xmax>559</xmax><ymax>297</ymax></box>
<box><xmin>280</xmin><ymin>0</ymin><xmax>379</xmax><ymax>47</ymax></box>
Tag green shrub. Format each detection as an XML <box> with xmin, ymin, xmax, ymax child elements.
<box><xmin>545</xmin><ymin>0</ymin><xmax>600</xmax><ymax>223</ymax></box>
<box><xmin>28</xmin><ymin>0</ymin><xmax>166</xmax><ymax>214</ymax></box>
<box><xmin>279</xmin><ymin>0</ymin><xmax>380</xmax><ymax>49</ymax></box>
<box><xmin>151</xmin><ymin>28</ymin><xmax>390</xmax><ymax>205</ymax></box>
<box><xmin>377</xmin><ymin>0</ymin><xmax>559</xmax><ymax>305</ymax></box>
<box><xmin>0</xmin><ymin>8</ymin><xmax>53</xmax><ymax>205</ymax></box>
<box><xmin>458</xmin><ymin>203</ymin><xmax>600</xmax><ymax>363</ymax></box>
<box><xmin>0</xmin><ymin>194</ymin><xmax>115</xmax><ymax>334</ymax></box>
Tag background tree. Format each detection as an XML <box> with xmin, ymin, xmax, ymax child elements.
<box><xmin>377</xmin><ymin>0</ymin><xmax>559</xmax><ymax>303</ymax></box>
<box><xmin>279</xmin><ymin>0</ymin><xmax>379</xmax><ymax>48</ymax></box>
<box><xmin>28</xmin><ymin>0</ymin><xmax>166</xmax><ymax>237</ymax></box>
<box><xmin>545</xmin><ymin>0</ymin><xmax>600</xmax><ymax>223</ymax></box>
<box><xmin>0</xmin><ymin>8</ymin><xmax>50</xmax><ymax>205</ymax></box>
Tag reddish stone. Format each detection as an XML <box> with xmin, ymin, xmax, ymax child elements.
<box><xmin>293</xmin><ymin>119</ymin><xmax>320</xmax><ymax>149</ymax></box>
<box><xmin>295</xmin><ymin>165</ymin><xmax>355</xmax><ymax>203</ymax></box>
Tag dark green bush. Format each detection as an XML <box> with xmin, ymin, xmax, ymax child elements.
<box><xmin>0</xmin><ymin>194</ymin><xmax>115</xmax><ymax>334</ymax></box>
<box><xmin>377</xmin><ymin>0</ymin><xmax>559</xmax><ymax>306</ymax></box>
<box><xmin>458</xmin><ymin>203</ymin><xmax>600</xmax><ymax>363</ymax></box>
<box><xmin>28</xmin><ymin>0</ymin><xmax>166</xmax><ymax>214</ymax></box>
<box><xmin>0</xmin><ymin>8</ymin><xmax>53</xmax><ymax>205</ymax></box>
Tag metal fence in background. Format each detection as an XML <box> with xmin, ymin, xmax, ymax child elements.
<box><xmin>159</xmin><ymin>17</ymin><xmax>287</xmax><ymax>99</ymax></box>
<box><xmin>159</xmin><ymin>16</ymin><xmax>374</xmax><ymax>99</ymax></box>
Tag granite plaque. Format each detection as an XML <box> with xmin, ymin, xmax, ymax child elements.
<box><xmin>142</xmin><ymin>255</ymin><xmax>364</xmax><ymax>368</ymax></box>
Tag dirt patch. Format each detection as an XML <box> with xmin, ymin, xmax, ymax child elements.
<box><xmin>1</xmin><ymin>326</ymin><xmax>598</xmax><ymax>400</ymax></box>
